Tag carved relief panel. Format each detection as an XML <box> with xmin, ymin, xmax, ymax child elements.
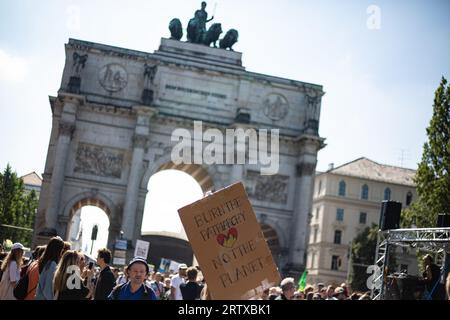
<box><xmin>245</xmin><ymin>170</ymin><xmax>289</xmax><ymax>204</ymax></box>
<box><xmin>74</xmin><ymin>143</ymin><xmax>125</xmax><ymax>178</ymax></box>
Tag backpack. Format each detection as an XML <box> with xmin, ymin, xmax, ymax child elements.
<box><xmin>14</xmin><ymin>263</ymin><xmax>37</xmax><ymax>300</ymax></box>
<box><xmin>13</xmin><ymin>272</ymin><xmax>30</xmax><ymax>300</ymax></box>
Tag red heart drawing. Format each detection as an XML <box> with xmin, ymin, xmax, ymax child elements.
<box><xmin>216</xmin><ymin>227</ymin><xmax>238</xmax><ymax>248</ymax></box>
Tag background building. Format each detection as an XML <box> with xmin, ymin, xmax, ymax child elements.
<box><xmin>21</xmin><ymin>172</ymin><xmax>42</xmax><ymax>197</ymax></box>
<box><xmin>307</xmin><ymin>157</ymin><xmax>418</xmax><ymax>285</ymax></box>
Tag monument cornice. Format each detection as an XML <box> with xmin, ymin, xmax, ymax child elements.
<box><xmin>294</xmin><ymin>134</ymin><xmax>326</xmax><ymax>149</ymax></box>
<box><xmin>66</xmin><ymin>38</ymin><xmax>153</xmax><ymax>62</ymax></box>
<box><xmin>131</xmin><ymin>105</ymin><xmax>159</xmax><ymax>118</ymax></box>
<box><xmin>57</xmin><ymin>91</ymin><xmax>86</xmax><ymax>105</ymax></box>
<box><xmin>80</xmin><ymin>102</ymin><xmax>133</xmax><ymax>117</ymax></box>
<box><xmin>65</xmin><ymin>38</ymin><xmax>324</xmax><ymax>93</ymax></box>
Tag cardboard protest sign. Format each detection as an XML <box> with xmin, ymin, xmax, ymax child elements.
<box><xmin>134</xmin><ymin>239</ymin><xmax>150</xmax><ymax>258</ymax></box>
<box><xmin>159</xmin><ymin>258</ymin><xmax>171</xmax><ymax>273</ymax></box>
<box><xmin>178</xmin><ymin>182</ymin><xmax>281</xmax><ymax>300</ymax></box>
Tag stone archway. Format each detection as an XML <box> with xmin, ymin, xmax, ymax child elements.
<box><xmin>66</xmin><ymin>198</ymin><xmax>110</xmax><ymax>251</ymax></box>
<box><xmin>141</xmin><ymin>150</ymin><xmax>222</xmax><ymax>193</ymax></box>
<box><xmin>58</xmin><ymin>191</ymin><xmax>120</xmax><ymax>250</ymax></box>
<box><xmin>261</xmin><ymin>223</ymin><xmax>281</xmax><ymax>255</ymax></box>
<box><xmin>139</xmin><ymin>160</ymin><xmax>215</xmax><ymax>264</ymax></box>
<box><xmin>34</xmin><ymin>37</ymin><xmax>324</xmax><ymax>276</ymax></box>
<box><xmin>157</xmin><ymin>162</ymin><xmax>214</xmax><ymax>193</ymax></box>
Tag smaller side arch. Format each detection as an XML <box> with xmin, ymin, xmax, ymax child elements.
<box><xmin>61</xmin><ymin>191</ymin><xmax>116</xmax><ymax>219</ymax></box>
<box><xmin>259</xmin><ymin>217</ymin><xmax>287</xmax><ymax>250</ymax></box>
<box><xmin>58</xmin><ymin>191</ymin><xmax>119</xmax><ymax>243</ymax></box>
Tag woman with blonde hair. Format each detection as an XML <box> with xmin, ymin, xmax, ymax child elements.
<box><xmin>53</xmin><ymin>250</ymin><xmax>90</xmax><ymax>300</ymax></box>
<box><xmin>0</xmin><ymin>243</ymin><xmax>24</xmax><ymax>300</ymax></box>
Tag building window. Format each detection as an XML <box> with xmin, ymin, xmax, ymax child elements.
<box><xmin>331</xmin><ymin>255</ymin><xmax>340</xmax><ymax>270</ymax></box>
<box><xmin>384</xmin><ymin>188</ymin><xmax>391</xmax><ymax>200</ymax></box>
<box><xmin>336</xmin><ymin>208</ymin><xmax>344</xmax><ymax>221</ymax></box>
<box><xmin>338</xmin><ymin>180</ymin><xmax>346</xmax><ymax>196</ymax></box>
<box><xmin>361</xmin><ymin>184</ymin><xmax>369</xmax><ymax>200</ymax></box>
<box><xmin>313</xmin><ymin>228</ymin><xmax>318</xmax><ymax>243</ymax></box>
<box><xmin>334</xmin><ymin>230</ymin><xmax>342</xmax><ymax>244</ymax></box>
<box><xmin>406</xmin><ymin>192</ymin><xmax>413</xmax><ymax>206</ymax></box>
<box><xmin>311</xmin><ymin>252</ymin><xmax>316</xmax><ymax>269</ymax></box>
<box><xmin>359</xmin><ymin>212</ymin><xmax>367</xmax><ymax>224</ymax></box>
<box><xmin>317</xmin><ymin>180</ymin><xmax>322</xmax><ymax>195</ymax></box>
<box><xmin>315</xmin><ymin>207</ymin><xmax>320</xmax><ymax>220</ymax></box>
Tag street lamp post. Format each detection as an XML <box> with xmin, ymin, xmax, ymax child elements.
<box><xmin>90</xmin><ymin>224</ymin><xmax>98</xmax><ymax>255</ymax></box>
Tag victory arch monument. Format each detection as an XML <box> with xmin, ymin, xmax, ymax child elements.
<box><xmin>33</xmin><ymin>13</ymin><xmax>325</xmax><ymax>276</ymax></box>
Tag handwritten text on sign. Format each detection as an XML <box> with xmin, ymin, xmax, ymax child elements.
<box><xmin>178</xmin><ymin>183</ymin><xmax>280</xmax><ymax>299</ymax></box>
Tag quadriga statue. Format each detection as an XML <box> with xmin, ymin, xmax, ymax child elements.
<box><xmin>169</xmin><ymin>18</ymin><xmax>183</xmax><ymax>40</ymax></box>
<box><xmin>219</xmin><ymin>29</ymin><xmax>238</xmax><ymax>51</ymax></box>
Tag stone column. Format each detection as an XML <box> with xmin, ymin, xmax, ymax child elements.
<box><xmin>121</xmin><ymin>106</ymin><xmax>157</xmax><ymax>241</ymax></box>
<box><xmin>229</xmin><ymin>164</ymin><xmax>244</xmax><ymax>185</ymax></box>
<box><xmin>228</xmin><ymin>123</ymin><xmax>254</xmax><ymax>185</ymax></box>
<box><xmin>44</xmin><ymin>96</ymin><xmax>80</xmax><ymax>235</ymax></box>
<box><xmin>286</xmin><ymin>136</ymin><xmax>322</xmax><ymax>274</ymax></box>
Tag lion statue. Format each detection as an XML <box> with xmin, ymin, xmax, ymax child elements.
<box><xmin>219</xmin><ymin>29</ymin><xmax>238</xmax><ymax>51</ymax></box>
<box><xmin>203</xmin><ymin>23</ymin><xmax>222</xmax><ymax>47</ymax></box>
<box><xmin>187</xmin><ymin>17</ymin><xmax>201</xmax><ymax>43</ymax></box>
<box><xmin>169</xmin><ymin>18</ymin><xmax>183</xmax><ymax>40</ymax></box>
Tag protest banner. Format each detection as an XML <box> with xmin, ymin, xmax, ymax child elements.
<box><xmin>178</xmin><ymin>182</ymin><xmax>280</xmax><ymax>300</ymax></box>
<box><xmin>134</xmin><ymin>239</ymin><xmax>150</xmax><ymax>258</ymax></box>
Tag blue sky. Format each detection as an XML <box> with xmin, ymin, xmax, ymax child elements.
<box><xmin>1</xmin><ymin>0</ymin><xmax>449</xmax><ymax>176</ymax></box>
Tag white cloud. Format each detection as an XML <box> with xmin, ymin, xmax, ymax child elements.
<box><xmin>0</xmin><ymin>49</ymin><xmax>28</xmax><ymax>82</ymax></box>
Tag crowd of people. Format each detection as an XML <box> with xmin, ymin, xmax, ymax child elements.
<box><xmin>1</xmin><ymin>237</ymin><xmax>450</xmax><ymax>300</ymax></box>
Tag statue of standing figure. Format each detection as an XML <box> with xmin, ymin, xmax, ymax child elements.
<box><xmin>187</xmin><ymin>1</ymin><xmax>214</xmax><ymax>44</ymax></box>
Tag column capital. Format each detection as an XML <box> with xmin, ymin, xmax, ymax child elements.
<box><xmin>132</xmin><ymin>105</ymin><xmax>158</xmax><ymax>117</ymax></box>
<box><xmin>294</xmin><ymin>134</ymin><xmax>326</xmax><ymax>151</ymax></box>
<box><xmin>296</xmin><ymin>161</ymin><xmax>316</xmax><ymax>177</ymax></box>
<box><xmin>133</xmin><ymin>133</ymin><xmax>148</xmax><ymax>149</ymax></box>
<box><xmin>58</xmin><ymin>120</ymin><xmax>75</xmax><ymax>138</ymax></box>
<box><xmin>228</xmin><ymin>122</ymin><xmax>256</xmax><ymax>130</ymax></box>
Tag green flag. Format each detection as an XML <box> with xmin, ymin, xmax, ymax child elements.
<box><xmin>298</xmin><ymin>270</ymin><xmax>308</xmax><ymax>291</ymax></box>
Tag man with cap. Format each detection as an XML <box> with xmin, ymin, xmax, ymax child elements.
<box><xmin>108</xmin><ymin>257</ymin><xmax>157</xmax><ymax>300</ymax></box>
<box><xmin>171</xmin><ymin>263</ymin><xmax>188</xmax><ymax>300</ymax></box>
<box><xmin>275</xmin><ymin>277</ymin><xmax>296</xmax><ymax>300</ymax></box>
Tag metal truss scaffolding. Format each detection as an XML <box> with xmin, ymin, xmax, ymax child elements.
<box><xmin>371</xmin><ymin>227</ymin><xmax>450</xmax><ymax>300</ymax></box>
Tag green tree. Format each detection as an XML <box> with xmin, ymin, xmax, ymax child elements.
<box><xmin>349</xmin><ymin>224</ymin><xmax>379</xmax><ymax>292</ymax></box>
<box><xmin>350</xmin><ymin>223</ymin><xmax>397</xmax><ymax>292</ymax></box>
<box><xmin>402</xmin><ymin>77</ymin><xmax>450</xmax><ymax>227</ymax></box>
<box><xmin>0</xmin><ymin>164</ymin><xmax>38</xmax><ymax>247</ymax></box>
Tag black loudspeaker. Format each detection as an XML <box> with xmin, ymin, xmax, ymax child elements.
<box><xmin>379</xmin><ymin>201</ymin><xmax>402</xmax><ymax>231</ymax></box>
<box><xmin>436</xmin><ymin>213</ymin><xmax>450</xmax><ymax>228</ymax></box>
